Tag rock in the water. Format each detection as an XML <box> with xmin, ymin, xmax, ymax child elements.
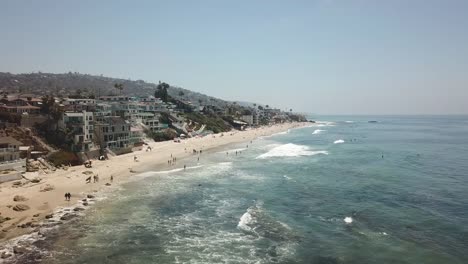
<box><xmin>73</xmin><ymin>207</ymin><xmax>85</xmax><ymax>212</ymax></box>
<box><xmin>87</xmin><ymin>194</ymin><xmax>95</xmax><ymax>199</ymax></box>
<box><xmin>45</xmin><ymin>214</ymin><xmax>54</xmax><ymax>219</ymax></box>
<box><xmin>60</xmin><ymin>213</ymin><xmax>77</xmax><ymax>221</ymax></box>
<box><xmin>105</xmin><ymin>183</ymin><xmax>111</xmax><ymax>186</ymax></box>
<box><xmin>82</xmin><ymin>202</ymin><xmax>89</xmax><ymax>206</ymax></box>
<box><xmin>82</xmin><ymin>199</ymin><xmax>87</xmax><ymax>202</ymax></box>
<box><xmin>1</xmin><ymin>252</ymin><xmax>12</xmax><ymax>259</ymax></box>
<box><xmin>13</xmin><ymin>195</ymin><xmax>28</xmax><ymax>202</ymax></box>
<box><xmin>12</xmin><ymin>204</ymin><xmax>30</xmax><ymax>211</ymax></box>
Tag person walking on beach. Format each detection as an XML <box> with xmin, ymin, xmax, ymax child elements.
<box><xmin>110</xmin><ymin>175</ymin><xmax>114</xmax><ymax>182</ymax></box>
<box><xmin>184</xmin><ymin>165</ymin><xmax>186</xmax><ymax>170</ymax></box>
<box><xmin>65</xmin><ymin>192</ymin><xmax>68</xmax><ymax>201</ymax></box>
<box><xmin>67</xmin><ymin>193</ymin><xmax>71</xmax><ymax>201</ymax></box>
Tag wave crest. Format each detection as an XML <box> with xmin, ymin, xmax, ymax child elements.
<box><xmin>256</xmin><ymin>143</ymin><xmax>328</xmax><ymax>159</ymax></box>
<box><xmin>333</xmin><ymin>139</ymin><xmax>345</xmax><ymax>144</ymax></box>
<box><xmin>312</xmin><ymin>129</ymin><xmax>325</xmax><ymax>135</ymax></box>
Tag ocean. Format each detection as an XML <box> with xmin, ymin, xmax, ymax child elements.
<box><xmin>33</xmin><ymin>116</ymin><xmax>468</xmax><ymax>263</ymax></box>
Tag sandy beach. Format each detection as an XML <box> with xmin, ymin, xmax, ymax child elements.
<box><xmin>0</xmin><ymin>122</ymin><xmax>309</xmax><ymax>248</ymax></box>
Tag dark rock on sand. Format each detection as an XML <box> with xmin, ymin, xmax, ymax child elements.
<box><xmin>87</xmin><ymin>194</ymin><xmax>95</xmax><ymax>199</ymax></box>
<box><xmin>13</xmin><ymin>195</ymin><xmax>28</xmax><ymax>202</ymax></box>
<box><xmin>45</xmin><ymin>214</ymin><xmax>54</xmax><ymax>219</ymax></box>
<box><xmin>73</xmin><ymin>207</ymin><xmax>85</xmax><ymax>212</ymax></box>
<box><xmin>33</xmin><ymin>214</ymin><xmax>40</xmax><ymax>217</ymax></box>
<box><xmin>30</xmin><ymin>177</ymin><xmax>42</xmax><ymax>183</ymax></box>
<box><xmin>82</xmin><ymin>202</ymin><xmax>89</xmax><ymax>206</ymax></box>
<box><xmin>12</xmin><ymin>204</ymin><xmax>30</xmax><ymax>211</ymax></box>
<box><xmin>105</xmin><ymin>183</ymin><xmax>111</xmax><ymax>186</ymax></box>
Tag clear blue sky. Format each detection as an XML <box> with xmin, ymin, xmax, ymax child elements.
<box><xmin>1</xmin><ymin>0</ymin><xmax>467</xmax><ymax>114</ymax></box>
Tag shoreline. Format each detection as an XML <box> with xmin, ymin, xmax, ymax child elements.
<box><xmin>0</xmin><ymin>122</ymin><xmax>310</xmax><ymax>258</ymax></box>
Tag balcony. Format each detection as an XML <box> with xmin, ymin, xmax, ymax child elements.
<box><xmin>0</xmin><ymin>147</ymin><xmax>17</xmax><ymax>153</ymax></box>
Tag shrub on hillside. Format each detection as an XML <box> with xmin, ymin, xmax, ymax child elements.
<box><xmin>48</xmin><ymin>151</ymin><xmax>81</xmax><ymax>167</ymax></box>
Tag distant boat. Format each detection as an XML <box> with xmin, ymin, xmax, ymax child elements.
<box><xmin>368</xmin><ymin>121</ymin><xmax>378</xmax><ymax>123</ymax></box>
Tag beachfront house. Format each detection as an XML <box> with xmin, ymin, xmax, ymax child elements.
<box><xmin>241</xmin><ymin>115</ymin><xmax>255</xmax><ymax>126</ymax></box>
<box><xmin>0</xmin><ymin>136</ymin><xmax>25</xmax><ymax>183</ymax></box>
<box><xmin>94</xmin><ymin>116</ymin><xmax>132</xmax><ymax>154</ymax></box>
<box><xmin>0</xmin><ymin>136</ymin><xmax>22</xmax><ymax>163</ymax></box>
<box><xmin>58</xmin><ymin>111</ymin><xmax>95</xmax><ymax>152</ymax></box>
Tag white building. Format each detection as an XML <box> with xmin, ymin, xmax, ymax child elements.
<box><xmin>59</xmin><ymin>111</ymin><xmax>95</xmax><ymax>152</ymax></box>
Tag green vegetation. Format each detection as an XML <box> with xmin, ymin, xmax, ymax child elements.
<box><xmin>147</xmin><ymin>128</ymin><xmax>178</xmax><ymax>142</ymax></box>
<box><xmin>48</xmin><ymin>151</ymin><xmax>81</xmax><ymax>166</ymax></box>
<box><xmin>114</xmin><ymin>83</ymin><xmax>124</xmax><ymax>95</ymax></box>
<box><xmin>184</xmin><ymin>112</ymin><xmax>230</xmax><ymax>133</ymax></box>
<box><xmin>154</xmin><ymin>82</ymin><xmax>170</xmax><ymax>102</ymax></box>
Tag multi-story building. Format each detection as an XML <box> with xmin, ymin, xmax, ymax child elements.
<box><xmin>58</xmin><ymin>111</ymin><xmax>95</xmax><ymax>152</ymax></box>
<box><xmin>94</xmin><ymin>116</ymin><xmax>131</xmax><ymax>152</ymax></box>
<box><xmin>0</xmin><ymin>136</ymin><xmax>22</xmax><ymax>163</ymax></box>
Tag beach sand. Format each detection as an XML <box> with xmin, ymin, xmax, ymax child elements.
<box><xmin>0</xmin><ymin>123</ymin><xmax>309</xmax><ymax>246</ymax></box>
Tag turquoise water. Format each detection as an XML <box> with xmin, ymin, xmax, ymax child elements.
<box><xmin>42</xmin><ymin>116</ymin><xmax>468</xmax><ymax>264</ymax></box>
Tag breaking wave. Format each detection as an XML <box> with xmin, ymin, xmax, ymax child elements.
<box><xmin>312</xmin><ymin>129</ymin><xmax>325</xmax><ymax>135</ymax></box>
<box><xmin>256</xmin><ymin>143</ymin><xmax>328</xmax><ymax>159</ymax></box>
<box><xmin>334</xmin><ymin>139</ymin><xmax>345</xmax><ymax>144</ymax></box>
<box><xmin>316</xmin><ymin>121</ymin><xmax>336</xmax><ymax>127</ymax></box>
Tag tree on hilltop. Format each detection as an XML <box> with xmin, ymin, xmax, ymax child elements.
<box><xmin>155</xmin><ymin>82</ymin><xmax>170</xmax><ymax>102</ymax></box>
<box><xmin>114</xmin><ymin>83</ymin><xmax>124</xmax><ymax>95</ymax></box>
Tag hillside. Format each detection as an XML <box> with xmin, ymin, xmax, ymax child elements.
<box><xmin>0</xmin><ymin>72</ymin><xmax>236</xmax><ymax>108</ymax></box>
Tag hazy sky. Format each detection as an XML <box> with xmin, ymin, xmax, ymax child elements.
<box><xmin>1</xmin><ymin>0</ymin><xmax>467</xmax><ymax>114</ymax></box>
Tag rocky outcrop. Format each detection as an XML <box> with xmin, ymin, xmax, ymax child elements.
<box><xmin>13</xmin><ymin>245</ymin><xmax>29</xmax><ymax>254</ymax></box>
<box><xmin>60</xmin><ymin>213</ymin><xmax>77</xmax><ymax>221</ymax></box>
<box><xmin>1</xmin><ymin>252</ymin><xmax>12</xmax><ymax>259</ymax></box>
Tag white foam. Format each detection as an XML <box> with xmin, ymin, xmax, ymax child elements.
<box><xmin>345</xmin><ymin>121</ymin><xmax>354</xmax><ymax>123</ymax></box>
<box><xmin>344</xmin><ymin>216</ymin><xmax>353</xmax><ymax>224</ymax></box>
<box><xmin>256</xmin><ymin>143</ymin><xmax>328</xmax><ymax>159</ymax></box>
<box><xmin>316</xmin><ymin>121</ymin><xmax>336</xmax><ymax>127</ymax></box>
<box><xmin>143</xmin><ymin>165</ymin><xmax>204</xmax><ymax>175</ymax></box>
<box><xmin>237</xmin><ymin>210</ymin><xmax>255</xmax><ymax>232</ymax></box>
<box><xmin>273</xmin><ymin>130</ymin><xmax>289</xmax><ymax>136</ymax></box>
<box><xmin>334</xmin><ymin>139</ymin><xmax>345</xmax><ymax>144</ymax></box>
<box><xmin>312</xmin><ymin>129</ymin><xmax>325</xmax><ymax>135</ymax></box>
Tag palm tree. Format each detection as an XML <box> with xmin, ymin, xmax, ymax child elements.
<box><xmin>114</xmin><ymin>83</ymin><xmax>124</xmax><ymax>95</ymax></box>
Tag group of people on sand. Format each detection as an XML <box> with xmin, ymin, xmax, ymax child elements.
<box><xmin>85</xmin><ymin>174</ymin><xmax>100</xmax><ymax>183</ymax></box>
<box><xmin>64</xmin><ymin>192</ymin><xmax>71</xmax><ymax>201</ymax></box>
<box><xmin>168</xmin><ymin>154</ymin><xmax>178</xmax><ymax>166</ymax></box>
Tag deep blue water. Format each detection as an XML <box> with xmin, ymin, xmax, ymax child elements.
<box><xmin>43</xmin><ymin>116</ymin><xmax>468</xmax><ymax>264</ymax></box>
